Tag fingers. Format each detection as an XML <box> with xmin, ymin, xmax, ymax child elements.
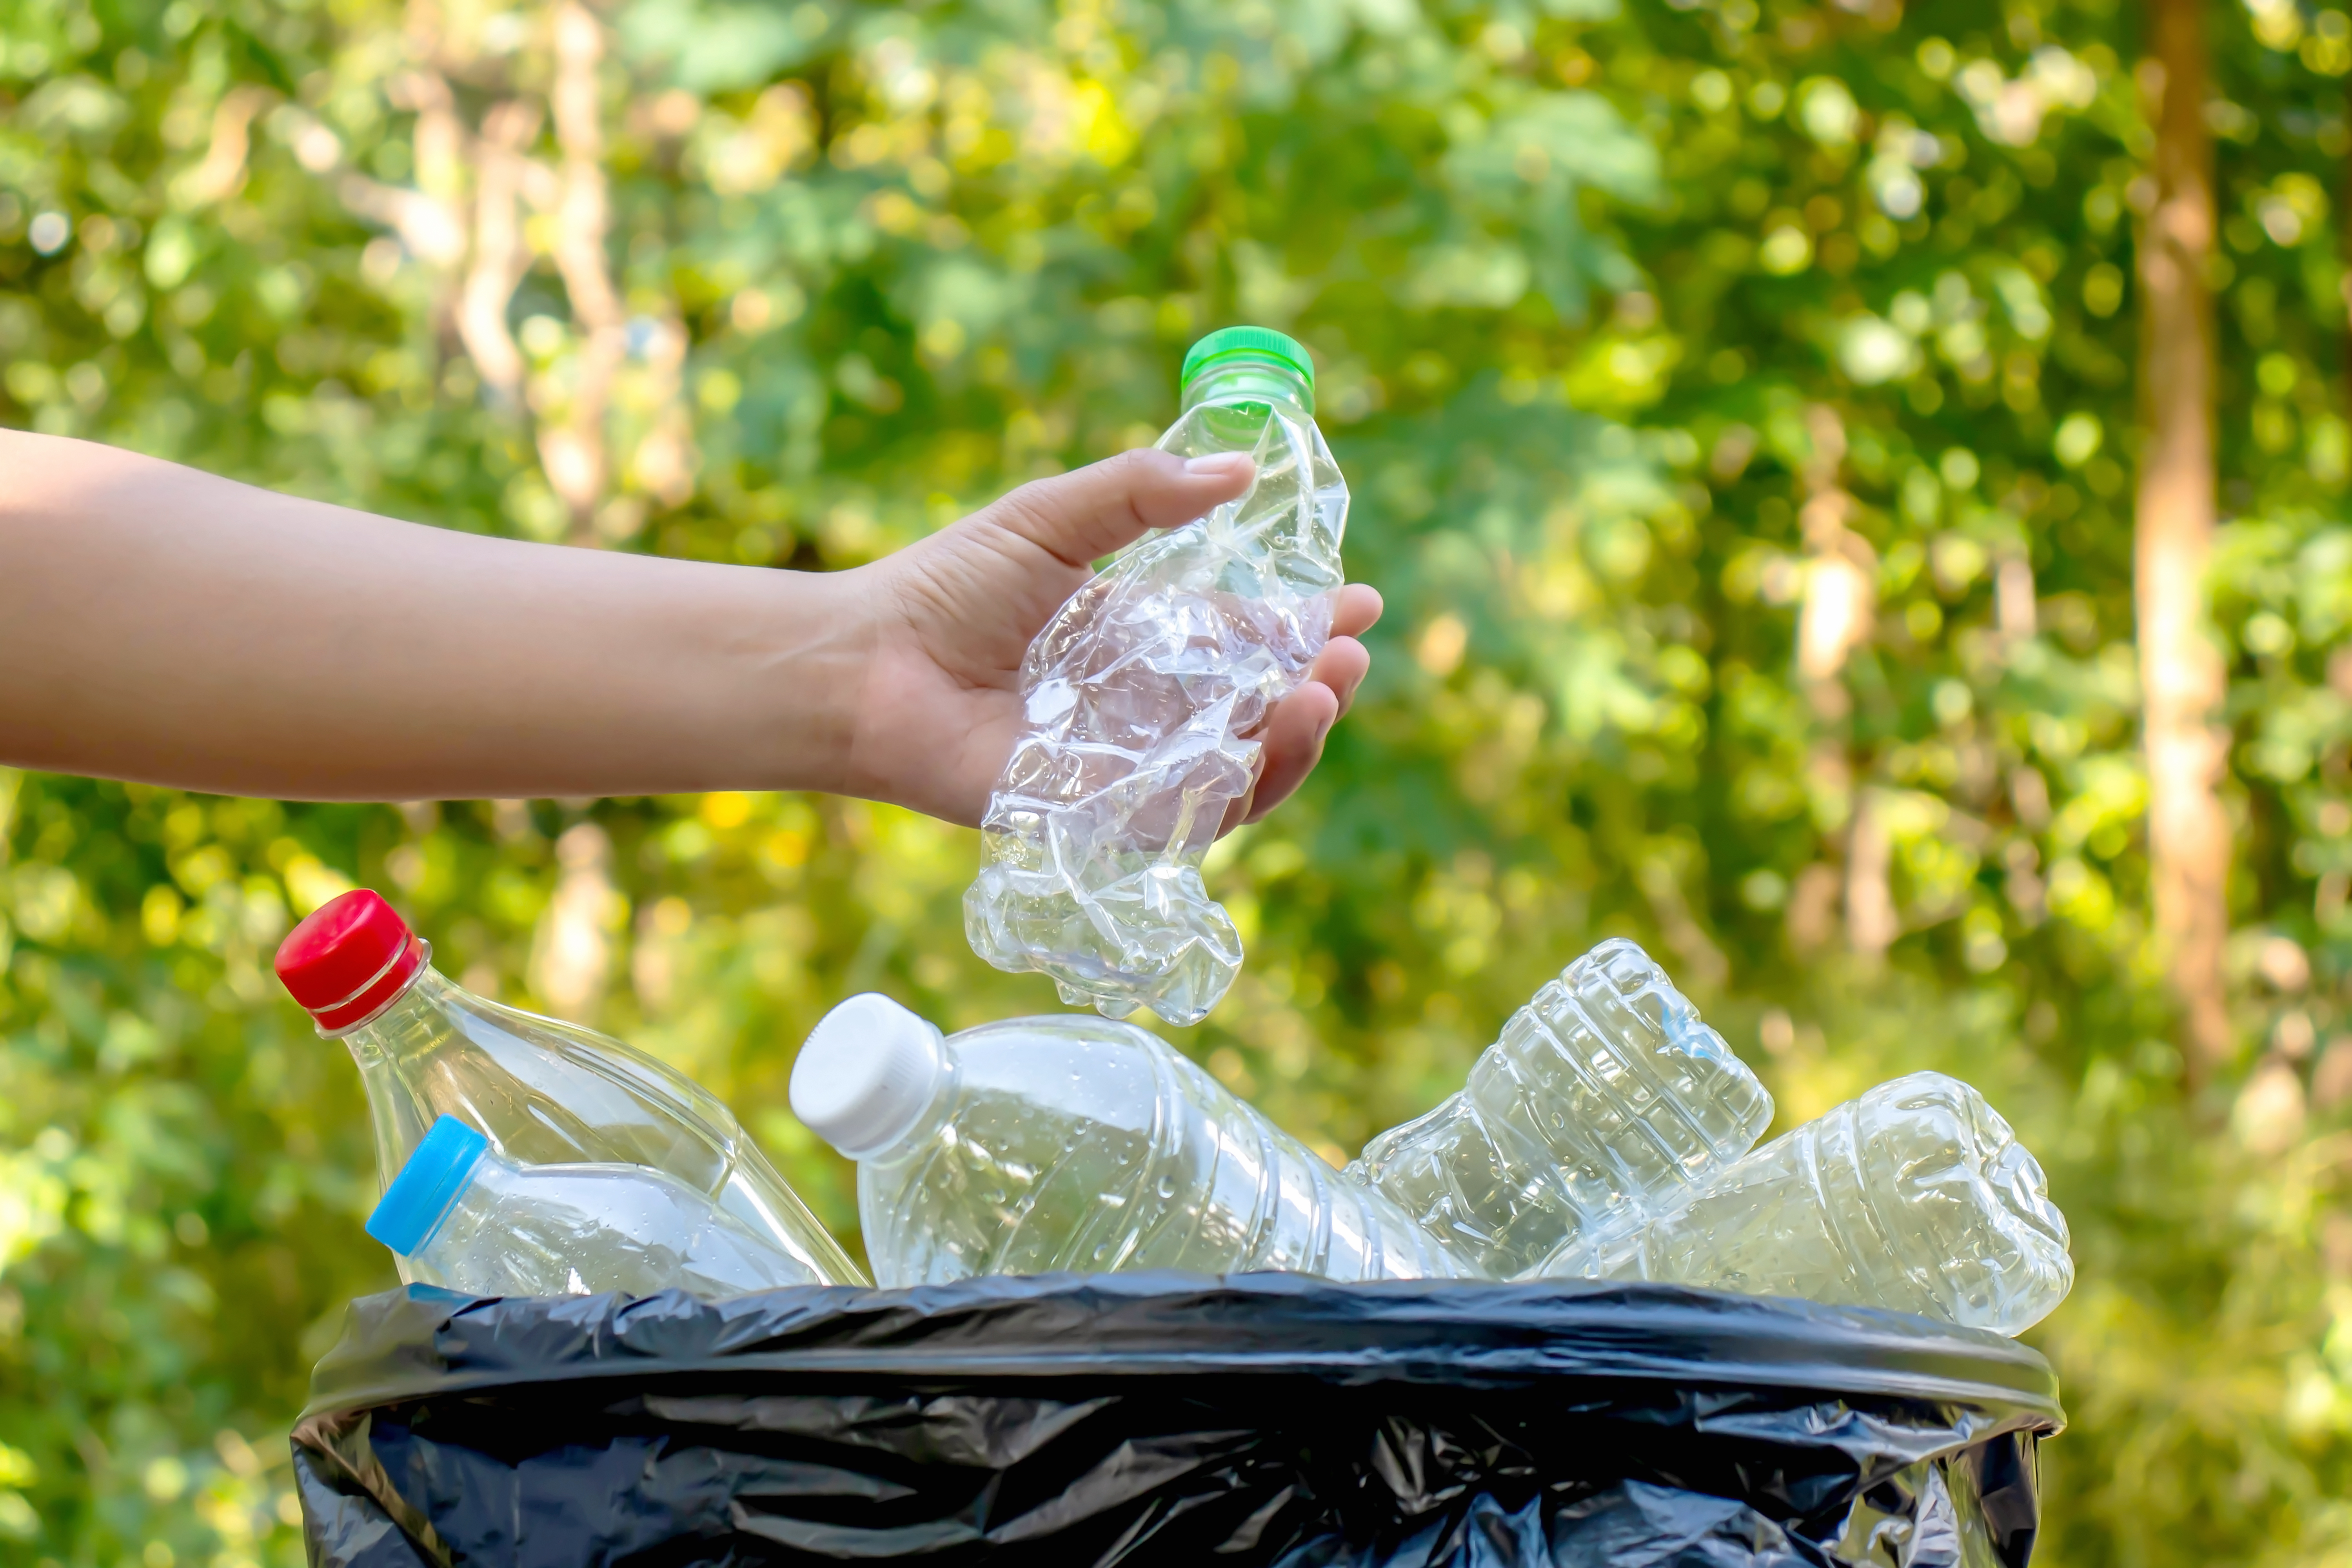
<box><xmin>984</xmin><ymin>448</ymin><xmax>1255</xmax><ymax>570</ymax></box>
<box><xmin>1236</xmin><ymin>681</ymin><xmax>1339</xmax><ymax>829</ymax></box>
<box><xmin>1213</xmin><ymin>626</ymin><xmax>1375</xmax><ymax>835</ymax></box>
<box><xmin>1330</xmin><ymin>583</ymin><xmax>1383</xmax><ymax>641</ymax></box>
<box><xmin>1307</xmin><ymin>635</ymin><xmax>1370</xmax><ymax>718</ymax></box>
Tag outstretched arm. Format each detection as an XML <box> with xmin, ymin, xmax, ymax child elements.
<box><xmin>0</xmin><ymin>431</ymin><xmax>1377</xmax><ymax>820</ymax></box>
<box><xmin>1</xmin><ymin>428</ymin><xmax>865</xmax><ymax>801</ymax></box>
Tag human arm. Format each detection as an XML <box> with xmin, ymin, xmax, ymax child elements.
<box><xmin>0</xmin><ymin>430</ymin><xmax>1375</xmax><ymax>821</ymax></box>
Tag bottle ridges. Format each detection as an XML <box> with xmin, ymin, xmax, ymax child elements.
<box><xmin>1349</xmin><ymin>939</ymin><xmax>1771</xmax><ymax>1280</ymax></box>
<box><xmin>844</xmin><ymin>1013</ymin><xmax>1458</xmax><ymax>1287</ymax></box>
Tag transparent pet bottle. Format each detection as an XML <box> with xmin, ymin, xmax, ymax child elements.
<box><xmin>367</xmin><ymin>1115</ymin><xmax>816</xmax><ymax>1299</ymax></box>
<box><xmin>1347</xmin><ymin>939</ymin><xmax>1773</xmax><ymax>1280</ymax></box>
<box><xmin>1541</xmin><ymin>1071</ymin><xmax>2074</xmax><ymax>1335</ymax></box>
<box><xmin>276</xmin><ymin>888</ymin><xmax>861</xmax><ymax>1287</ymax></box>
<box><xmin>963</xmin><ymin>325</ymin><xmax>1348</xmax><ymax>1027</ymax></box>
<box><xmin>789</xmin><ymin>994</ymin><xmax>1460</xmax><ymax>1287</ymax></box>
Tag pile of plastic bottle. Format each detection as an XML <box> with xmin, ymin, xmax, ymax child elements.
<box><xmin>275</xmin><ymin>326</ymin><xmax>2076</xmax><ymax>1340</ymax></box>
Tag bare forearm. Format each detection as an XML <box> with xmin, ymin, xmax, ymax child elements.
<box><xmin>0</xmin><ymin>431</ymin><xmax>866</xmax><ymax>801</ymax></box>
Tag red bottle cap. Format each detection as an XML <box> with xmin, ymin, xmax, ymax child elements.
<box><xmin>275</xmin><ymin>889</ymin><xmax>428</xmax><ymax>1033</ymax></box>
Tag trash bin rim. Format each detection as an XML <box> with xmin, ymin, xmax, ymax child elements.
<box><xmin>303</xmin><ymin>1273</ymin><xmax>2064</xmax><ymax>1433</ymax></box>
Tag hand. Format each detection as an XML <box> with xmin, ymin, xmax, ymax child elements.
<box><xmin>841</xmin><ymin>448</ymin><xmax>1382</xmax><ymax>830</ymax></box>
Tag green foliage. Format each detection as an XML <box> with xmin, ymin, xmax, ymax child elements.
<box><xmin>5</xmin><ymin>0</ymin><xmax>2352</xmax><ymax>1562</ymax></box>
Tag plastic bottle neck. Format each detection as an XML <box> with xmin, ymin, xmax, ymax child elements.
<box><xmin>330</xmin><ymin>960</ymin><xmax>448</xmax><ymax>1045</ymax></box>
<box><xmin>1180</xmin><ymin>359</ymin><xmax>1314</xmax><ymax>419</ymax></box>
<box><xmin>859</xmin><ymin>1048</ymin><xmax>960</xmax><ymax>1165</ymax></box>
<box><xmin>366</xmin><ymin>1113</ymin><xmax>497</xmax><ymax>1257</ymax></box>
<box><xmin>427</xmin><ymin>1152</ymin><xmax>511</xmax><ymax>1252</ymax></box>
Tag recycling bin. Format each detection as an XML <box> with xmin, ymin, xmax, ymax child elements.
<box><xmin>292</xmin><ymin>1274</ymin><xmax>2061</xmax><ymax>1567</ymax></box>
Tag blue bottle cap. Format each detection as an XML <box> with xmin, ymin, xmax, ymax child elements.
<box><xmin>366</xmin><ymin>1115</ymin><xmax>490</xmax><ymax>1256</ymax></box>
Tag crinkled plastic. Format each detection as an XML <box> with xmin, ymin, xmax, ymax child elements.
<box><xmin>1543</xmin><ymin>1073</ymin><xmax>2075</xmax><ymax>1337</ymax></box>
<box><xmin>963</xmin><ymin>396</ymin><xmax>1347</xmax><ymax>1027</ymax></box>
<box><xmin>1348</xmin><ymin>938</ymin><xmax>1774</xmax><ymax>1281</ymax></box>
<box><xmin>294</xmin><ymin>1274</ymin><xmax>2061</xmax><ymax>1568</ymax></box>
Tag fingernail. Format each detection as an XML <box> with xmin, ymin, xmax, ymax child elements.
<box><xmin>1185</xmin><ymin>453</ymin><xmax>1253</xmax><ymax>477</ymax></box>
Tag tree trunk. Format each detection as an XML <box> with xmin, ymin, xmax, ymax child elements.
<box><xmin>2136</xmin><ymin>0</ymin><xmax>2233</xmax><ymax>1086</ymax></box>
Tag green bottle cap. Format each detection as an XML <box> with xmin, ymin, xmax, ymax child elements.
<box><xmin>1180</xmin><ymin>325</ymin><xmax>1315</xmax><ymax>392</ymax></box>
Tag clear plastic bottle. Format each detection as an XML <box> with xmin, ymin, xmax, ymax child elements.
<box><xmin>367</xmin><ymin>1115</ymin><xmax>814</xmax><ymax>1298</ymax></box>
<box><xmin>963</xmin><ymin>325</ymin><xmax>1348</xmax><ymax>1027</ymax></box>
<box><xmin>1347</xmin><ymin>939</ymin><xmax>1773</xmax><ymax>1281</ymax></box>
<box><xmin>276</xmin><ymin>888</ymin><xmax>861</xmax><ymax>1287</ymax></box>
<box><xmin>1541</xmin><ymin>1072</ymin><xmax>2074</xmax><ymax>1336</ymax></box>
<box><xmin>789</xmin><ymin>994</ymin><xmax>1461</xmax><ymax>1287</ymax></box>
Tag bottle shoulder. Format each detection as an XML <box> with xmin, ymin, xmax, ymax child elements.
<box><xmin>868</xmin><ymin>1016</ymin><xmax>1226</xmax><ymax>1180</ymax></box>
<box><xmin>1158</xmin><ymin>396</ymin><xmax>1319</xmax><ymax>455</ymax></box>
<box><xmin>351</xmin><ymin>975</ymin><xmax>747</xmax><ymax>1165</ymax></box>
<box><xmin>941</xmin><ymin>1015</ymin><xmax>1172</xmax><ymax>1125</ymax></box>
<box><xmin>451</xmin><ymin>985</ymin><xmax>741</xmax><ymax>1123</ymax></box>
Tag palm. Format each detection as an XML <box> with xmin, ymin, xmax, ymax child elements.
<box><xmin>853</xmin><ymin>517</ymin><xmax>1088</xmax><ymax>825</ymax></box>
<box><xmin>838</xmin><ymin>449</ymin><xmax>1379</xmax><ymax>830</ymax></box>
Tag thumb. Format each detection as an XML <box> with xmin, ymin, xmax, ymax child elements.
<box><xmin>984</xmin><ymin>448</ymin><xmax>1254</xmax><ymax>569</ymax></box>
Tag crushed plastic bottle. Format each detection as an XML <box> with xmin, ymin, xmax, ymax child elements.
<box><xmin>1542</xmin><ymin>1071</ymin><xmax>2074</xmax><ymax>1335</ymax></box>
<box><xmin>789</xmin><ymin>993</ymin><xmax>1462</xmax><ymax>1287</ymax></box>
<box><xmin>367</xmin><ymin>1115</ymin><xmax>815</xmax><ymax>1298</ymax></box>
<box><xmin>964</xmin><ymin>326</ymin><xmax>1348</xmax><ymax>1027</ymax></box>
<box><xmin>276</xmin><ymin>888</ymin><xmax>861</xmax><ymax>1287</ymax></box>
<box><xmin>1347</xmin><ymin>938</ymin><xmax>1773</xmax><ymax>1281</ymax></box>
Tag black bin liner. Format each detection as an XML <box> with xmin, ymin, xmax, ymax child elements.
<box><xmin>293</xmin><ymin>1274</ymin><xmax>2062</xmax><ymax>1568</ymax></box>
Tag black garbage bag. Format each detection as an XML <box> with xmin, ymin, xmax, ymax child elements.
<box><xmin>292</xmin><ymin>1274</ymin><xmax>2062</xmax><ymax>1568</ymax></box>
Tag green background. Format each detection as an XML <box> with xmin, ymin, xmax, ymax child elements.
<box><xmin>3</xmin><ymin>0</ymin><xmax>2350</xmax><ymax>1559</ymax></box>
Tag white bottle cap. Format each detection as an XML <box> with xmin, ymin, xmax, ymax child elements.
<box><xmin>790</xmin><ymin>993</ymin><xmax>946</xmax><ymax>1159</ymax></box>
